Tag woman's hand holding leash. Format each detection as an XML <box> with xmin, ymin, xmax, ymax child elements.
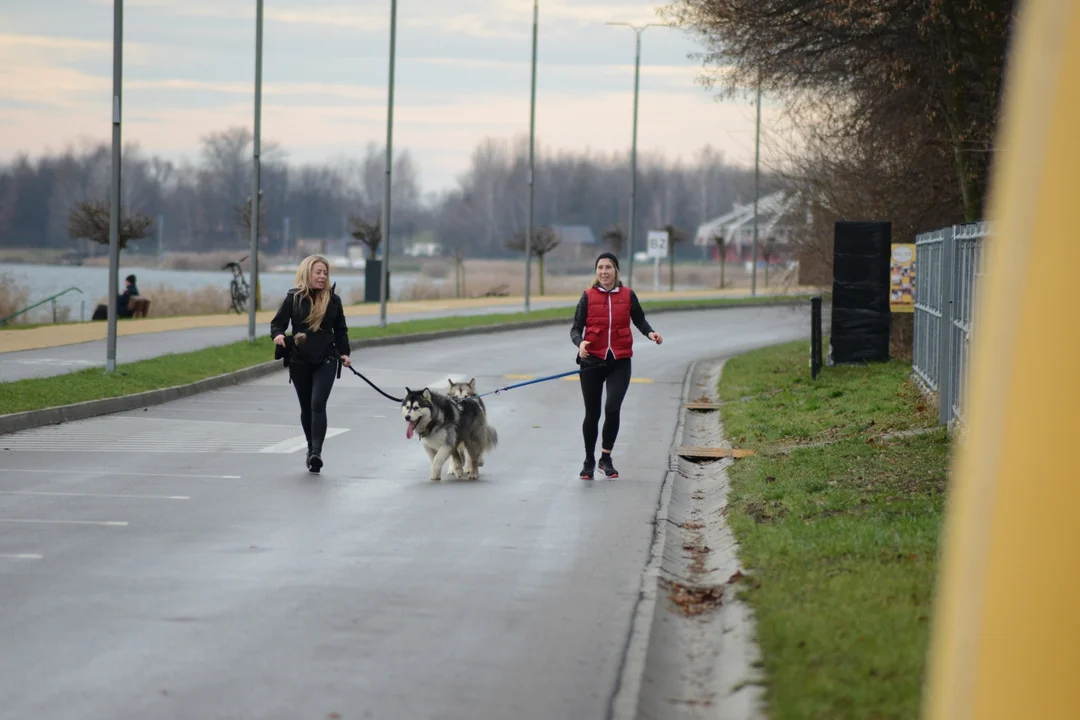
<box><xmin>578</xmin><ymin>340</ymin><xmax>591</xmax><ymax>359</ymax></box>
<box><xmin>340</xmin><ymin>354</ymin><xmax>352</xmax><ymax>368</ymax></box>
<box><xmin>273</xmin><ymin>334</ymin><xmax>286</xmax><ymax>347</ymax></box>
<box><xmin>648</xmin><ymin>332</ymin><xmax>663</xmax><ymax>345</ymax></box>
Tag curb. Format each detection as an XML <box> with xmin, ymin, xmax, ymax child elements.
<box><xmin>607</xmin><ymin>361</ymin><xmax>693</xmax><ymax>720</ymax></box>
<box><xmin>0</xmin><ymin>299</ymin><xmax>809</xmax><ymax>436</ymax></box>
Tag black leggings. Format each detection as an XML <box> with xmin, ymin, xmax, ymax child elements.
<box><xmin>290</xmin><ymin>359</ymin><xmax>337</xmax><ymax>454</ymax></box>
<box><xmin>579</xmin><ymin>356</ymin><xmax>632</xmax><ymax>460</ymax></box>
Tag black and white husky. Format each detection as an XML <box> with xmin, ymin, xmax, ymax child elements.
<box><xmin>401</xmin><ymin>387</ymin><xmax>498</xmax><ymax>481</ymax></box>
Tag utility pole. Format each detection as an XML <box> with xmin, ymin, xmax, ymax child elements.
<box><xmin>105</xmin><ymin>0</ymin><xmax>123</xmax><ymax>373</ymax></box>
<box><xmin>524</xmin><ymin>0</ymin><xmax>539</xmax><ymax>312</ymax></box>
<box><xmin>751</xmin><ymin>76</ymin><xmax>761</xmax><ymax>297</ymax></box>
<box><xmin>379</xmin><ymin>0</ymin><xmax>398</xmax><ymax>328</ymax></box>
<box><xmin>248</xmin><ymin>0</ymin><xmax>263</xmax><ymax>341</ymax></box>
<box><xmin>607</xmin><ymin>22</ymin><xmax>670</xmax><ymax>289</ymax></box>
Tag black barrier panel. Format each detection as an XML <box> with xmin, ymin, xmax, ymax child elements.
<box><xmin>811</xmin><ymin>295</ymin><xmax>823</xmax><ymax>379</ymax></box>
<box><xmin>364</xmin><ymin>259</ymin><xmax>389</xmax><ymax>303</ymax></box>
<box><xmin>831</xmin><ymin>221</ymin><xmax>891</xmax><ymax>363</ymax></box>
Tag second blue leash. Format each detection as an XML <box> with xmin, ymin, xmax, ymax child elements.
<box><xmin>476</xmin><ymin>369</ymin><xmax>580</xmax><ymax>398</ymax></box>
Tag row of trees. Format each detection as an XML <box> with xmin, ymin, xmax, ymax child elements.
<box><xmin>0</xmin><ymin>128</ymin><xmax>763</xmax><ymax>262</ymax></box>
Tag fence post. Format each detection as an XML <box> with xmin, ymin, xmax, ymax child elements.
<box><xmin>811</xmin><ymin>295</ymin><xmax>823</xmax><ymax>379</ymax></box>
<box><xmin>938</xmin><ymin>226</ymin><xmax>957</xmax><ymax>426</ymax></box>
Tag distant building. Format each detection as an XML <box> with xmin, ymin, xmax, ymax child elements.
<box><xmin>549</xmin><ymin>225</ymin><xmax>599</xmax><ymax>261</ymax></box>
<box><xmin>693</xmin><ymin>192</ymin><xmax>802</xmax><ymax>264</ymax></box>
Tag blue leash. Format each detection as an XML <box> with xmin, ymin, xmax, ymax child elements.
<box><xmin>476</xmin><ymin>369</ymin><xmax>580</xmax><ymax>398</ymax></box>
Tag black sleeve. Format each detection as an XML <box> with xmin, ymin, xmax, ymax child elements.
<box><xmin>269</xmin><ymin>292</ymin><xmax>293</xmax><ymax>339</ymax></box>
<box><xmin>629</xmin><ymin>290</ymin><xmax>654</xmax><ymax>337</ymax></box>
<box><xmin>570</xmin><ymin>292</ymin><xmax>589</xmax><ymax>346</ymax></box>
<box><xmin>333</xmin><ymin>295</ymin><xmax>351</xmax><ymax>356</ymax></box>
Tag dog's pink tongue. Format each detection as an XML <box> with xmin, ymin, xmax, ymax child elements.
<box><xmin>406</xmin><ymin>422</ymin><xmax>415</xmax><ymax>440</ymax></box>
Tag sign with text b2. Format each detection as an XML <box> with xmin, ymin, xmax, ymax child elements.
<box><xmin>647</xmin><ymin>231</ymin><xmax>669</xmax><ymax>259</ymax></box>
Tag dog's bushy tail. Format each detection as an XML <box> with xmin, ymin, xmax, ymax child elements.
<box><xmin>483</xmin><ymin>425</ymin><xmax>498</xmax><ymax>451</ymax></box>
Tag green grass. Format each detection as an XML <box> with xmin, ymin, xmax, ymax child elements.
<box><xmin>718</xmin><ymin>341</ymin><xmax>951</xmax><ymax>720</ymax></box>
<box><xmin>0</xmin><ymin>295</ymin><xmax>808</xmax><ymax>415</ymax></box>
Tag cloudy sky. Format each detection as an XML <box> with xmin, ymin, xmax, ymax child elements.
<box><xmin>1</xmin><ymin>0</ymin><xmax>776</xmax><ymax>194</ymax></box>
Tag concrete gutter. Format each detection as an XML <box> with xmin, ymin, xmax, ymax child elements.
<box><xmin>0</xmin><ymin>299</ymin><xmax>811</xmax><ymax>436</ymax></box>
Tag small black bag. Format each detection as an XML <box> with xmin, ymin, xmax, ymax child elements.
<box><xmin>274</xmin><ymin>334</ymin><xmax>297</xmax><ymax>368</ymax></box>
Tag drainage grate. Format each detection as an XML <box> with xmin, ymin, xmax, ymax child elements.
<box><xmin>676</xmin><ymin>446</ymin><xmax>756</xmax><ymax>460</ymax></box>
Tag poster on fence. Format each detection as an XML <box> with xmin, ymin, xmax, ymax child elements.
<box><xmin>890</xmin><ymin>243</ymin><xmax>916</xmax><ymax>312</ymax></box>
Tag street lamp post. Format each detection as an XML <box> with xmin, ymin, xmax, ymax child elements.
<box><xmin>606</xmin><ymin>21</ymin><xmax>670</xmax><ymax>290</ymax></box>
<box><xmin>524</xmin><ymin>0</ymin><xmax>539</xmax><ymax>313</ymax></box>
<box><xmin>248</xmin><ymin>0</ymin><xmax>263</xmax><ymax>342</ymax></box>
<box><xmin>105</xmin><ymin>0</ymin><xmax>123</xmax><ymax>373</ymax></box>
<box><xmin>379</xmin><ymin>0</ymin><xmax>398</xmax><ymax>328</ymax></box>
<box><xmin>751</xmin><ymin>77</ymin><xmax>761</xmax><ymax>297</ymax></box>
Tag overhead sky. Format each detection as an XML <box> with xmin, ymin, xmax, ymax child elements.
<box><xmin>0</xmin><ymin>0</ymin><xmax>778</xmax><ymax>194</ymax></box>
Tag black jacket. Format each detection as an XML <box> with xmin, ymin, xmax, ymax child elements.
<box><xmin>270</xmin><ymin>288</ymin><xmax>351</xmax><ymax>364</ymax></box>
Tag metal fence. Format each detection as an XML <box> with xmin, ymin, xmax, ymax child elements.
<box><xmin>913</xmin><ymin>221</ymin><xmax>989</xmax><ymax>427</ymax></box>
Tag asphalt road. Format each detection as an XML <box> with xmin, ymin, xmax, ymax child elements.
<box><xmin>0</xmin><ymin>306</ymin><xmax>809</xmax><ymax>720</ymax></box>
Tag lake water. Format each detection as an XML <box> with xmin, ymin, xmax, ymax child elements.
<box><xmin>0</xmin><ymin>263</ymin><xmax>428</xmax><ymax>321</ymax></box>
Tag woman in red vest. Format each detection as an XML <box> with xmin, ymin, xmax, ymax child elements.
<box><xmin>570</xmin><ymin>252</ymin><xmax>663</xmax><ymax>480</ymax></box>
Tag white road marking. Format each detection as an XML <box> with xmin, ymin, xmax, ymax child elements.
<box><xmin>0</xmin><ymin>491</ymin><xmax>190</xmax><ymax>500</ymax></box>
<box><xmin>0</xmin><ymin>553</ymin><xmax>42</xmax><ymax>560</ymax></box>
<box><xmin>259</xmin><ymin>428</ymin><xmax>350</xmax><ymax>454</ymax></box>
<box><xmin>0</xmin><ymin>469</ymin><xmax>240</xmax><ymax>479</ymax></box>
<box><xmin>0</xmin><ymin>519</ymin><xmax>128</xmax><ymax>527</ymax></box>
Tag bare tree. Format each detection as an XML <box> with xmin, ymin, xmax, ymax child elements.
<box><xmin>712</xmin><ymin>229</ymin><xmax>727</xmax><ymax>289</ymax></box>
<box><xmin>506</xmin><ymin>226</ymin><xmax>561</xmax><ymax>296</ymax></box>
<box><xmin>234</xmin><ymin>191</ymin><xmax>265</xmax><ymax>310</ymax></box>
<box><xmin>67</xmin><ymin>199</ymin><xmax>153</xmax><ymax>253</ymax></box>
<box><xmin>662</xmin><ymin>223</ymin><xmax>689</xmax><ymax>292</ymax></box>
<box><xmin>761</xmin><ymin>236</ymin><xmax>777</xmax><ymax>288</ymax></box>
<box><xmin>348</xmin><ymin>215</ymin><xmax>381</xmax><ymax>260</ymax></box>
<box><xmin>451</xmin><ymin>244</ymin><xmax>467</xmax><ymax>299</ymax></box>
<box><xmin>602</xmin><ymin>224</ymin><xmax>626</xmax><ymax>256</ymax></box>
<box><xmin>234</xmin><ymin>191</ymin><xmax>265</xmax><ymax>241</ymax></box>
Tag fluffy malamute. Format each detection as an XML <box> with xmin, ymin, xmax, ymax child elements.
<box><xmin>401</xmin><ymin>387</ymin><xmax>498</xmax><ymax>481</ymax></box>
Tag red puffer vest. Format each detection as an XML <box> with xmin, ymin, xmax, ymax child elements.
<box><xmin>583</xmin><ymin>284</ymin><xmax>633</xmax><ymax>360</ymax></box>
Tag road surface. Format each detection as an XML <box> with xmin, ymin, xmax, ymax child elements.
<box><xmin>0</xmin><ymin>306</ymin><xmax>809</xmax><ymax>720</ymax></box>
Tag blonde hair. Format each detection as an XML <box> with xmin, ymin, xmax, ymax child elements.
<box><xmin>294</xmin><ymin>255</ymin><xmax>332</xmax><ymax>331</ymax></box>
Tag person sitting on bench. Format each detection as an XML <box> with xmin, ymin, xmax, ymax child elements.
<box><xmin>116</xmin><ymin>274</ymin><xmax>150</xmax><ymax>318</ymax></box>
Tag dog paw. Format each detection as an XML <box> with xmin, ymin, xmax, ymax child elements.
<box><xmin>467</xmin><ymin>469</ymin><xmax>479</xmax><ymax>480</ymax></box>
<box><xmin>429</xmin><ymin>475</ymin><xmax>441</xmax><ymax>482</ymax></box>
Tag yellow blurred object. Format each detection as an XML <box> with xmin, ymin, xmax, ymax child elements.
<box><xmin>922</xmin><ymin>1</ymin><xmax>1080</xmax><ymax>719</ymax></box>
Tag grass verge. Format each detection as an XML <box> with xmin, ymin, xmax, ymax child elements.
<box><xmin>0</xmin><ymin>295</ymin><xmax>808</xmax><ymax>415</ymax></box>
<box><xmin>718</xmin><ymin>341</ymin><xmax>950</xmax><ymax>719</ymax></box>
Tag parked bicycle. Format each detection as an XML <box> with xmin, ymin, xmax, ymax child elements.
<box><xmin>223</xmin><ymin>255</ymin><xmax>250</xmax><ymax>314</ymax></box>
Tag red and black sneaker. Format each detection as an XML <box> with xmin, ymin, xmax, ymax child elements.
<box><xmin>598</xmin><ymin>455</ymin><xmax>619</xmax><ymax>479</ymax></box>
<box><xmin>580</xmin><ymin>460</ymin><xmax>595</xmax><ymax>480</ymax></box>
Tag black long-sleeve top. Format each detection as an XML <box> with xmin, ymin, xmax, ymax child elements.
<box><xmin>570</xmin><ymin>284</ymin><xmax>655</xmax><ymax>348</ymax></box>
<box><xmin>270</xmin><ymin>289</ymin><xmax>351</xmax><ymax>363</ymax></box>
